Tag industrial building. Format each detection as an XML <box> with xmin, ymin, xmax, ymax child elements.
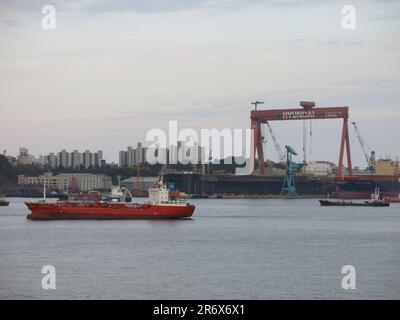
<box><xmin>121</xmin><ymin>176</ymin><xmax>159</xmax><ymax>192</ymax></box>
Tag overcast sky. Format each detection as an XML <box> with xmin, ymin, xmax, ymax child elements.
<box><xmin>0</xmin><ymin>0</ymin><xmax>399</xmax><ymax>166</ymax></box>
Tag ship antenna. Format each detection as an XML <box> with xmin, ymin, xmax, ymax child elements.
<box><xmin>160</xmin><ymin>165</ymin><xmax>164</xmax><ymax>183</ymax></box>
<box><xmin>43</xmin><ymin>178</ymin><xmax>46</xmax><ymax>202</ymax></box>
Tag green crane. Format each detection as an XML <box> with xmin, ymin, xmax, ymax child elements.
<box><xmin>281</xmin><ymin>145</ymin><xmax>298</xmax><ymax>195</ymax></box>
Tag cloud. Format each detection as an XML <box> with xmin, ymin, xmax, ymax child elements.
<box><xmin>0</xmin><ymin>19</ymin><xmax>18</xmax><ymax>26</ymax></box>
<box><xmin>0</xmin><ymin>0</ymin><xmax>262</xmax><ymax>14</ymax></box>
<box><xmin>271</xmin><ymin>0</ymin><xmax>335</xmax><ymax>8</ymax></box>
<box><xmin>80</xmin><ymin>0</ymin><xmax>270</xmax><ymax>14</ymax></box>
<box><xmin>369</xmin><ymin>12</ymin><xmax>400</xmax><ymax>21</ymax></box>
<box><xmin>0</xmin><ymin>0</ymin><xmax>79</xmax><ymax>12</ymax></box>
<box><xmin>0</xmin><ymin>0</ymin><xmax>338</xmax><ymax>14</ymax></box>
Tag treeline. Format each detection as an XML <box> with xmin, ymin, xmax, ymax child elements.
<box><xmin>0</xmin><ymin>155</ymin><xmax>163</xmax><ymax>184</ymax></box>
<box><xmin>0</xmin><ymin>154</ymin><xmax>261</xmax><ymax>185</ymax></box>
<box><xmin>0</xmin><ymin>155</ymin><xmax>17</xmax><ymax>183</ymax></box>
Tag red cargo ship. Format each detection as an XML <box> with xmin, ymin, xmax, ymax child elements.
<box><xmin>26</xmin><ymin>182</ymin><xmax>195</xmax><ymax>220</ymax></box>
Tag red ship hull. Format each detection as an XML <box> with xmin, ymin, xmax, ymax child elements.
<box><xmin>334</xmin><ymin>175</ymin><xmax>400</xmax><ymax>199</ymax></box>
<box><xmin>26</xmin><ymin>202</ymin><xmax>195</xmax><ymax>220</ymax></box>
<box><xmin>383</xmin><ymin>197</ymin><xmax>400</xmax><ymax>204</ymax></box>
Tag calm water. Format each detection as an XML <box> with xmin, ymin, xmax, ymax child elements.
<box><xmin>0</xmin><ymin>197</ymin><xmax>399</xmax><ymax>299</ymax></box>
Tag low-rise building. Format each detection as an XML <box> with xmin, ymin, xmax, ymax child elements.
<box><xmin>121</xmin><ymin>176</ymin><xmax>159</xmax><ymax>191</ymax></box>
<box><xmin>57</xmin><ymin>173</ymin><xmax>112</xmax><ymax>191</ymax></box>
<box><xmin>18</xmin><ymin>172</ymin><xmax>69</xmax><ymax>190</ymax></box>
<box><xmin>18</xmin><ymin>172</ymin><xmax>112</xmax><ymax>192</ymax></box>
<box><xmin>302</xmin><ymin>162</ymin><xmax>335</xmax><ymax>176</ymax></box>
<box><xmin>374</xmin><ymin>159</ymin><xmax>400</xmax><ymax>176</ymax></box>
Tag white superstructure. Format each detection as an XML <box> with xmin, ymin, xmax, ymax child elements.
<box><xmin>147</xmin><ymin>181</ymin><xmax>188</xmax><ymax>206</ymax></box>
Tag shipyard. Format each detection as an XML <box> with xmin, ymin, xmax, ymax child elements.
<box><xmin>2</xmin><ymin>101</ymin><xmax>399</xmax><ymax>201</ymax></box>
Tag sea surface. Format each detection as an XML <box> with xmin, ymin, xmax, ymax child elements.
<box><xmin>0</xmin><ymin>197</ymin><xmax>399</xmax><ymax>299</ymax></box>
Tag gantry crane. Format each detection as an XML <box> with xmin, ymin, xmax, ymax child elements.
<box><xmin>251</xmin><ymin>101</ymin><xmax>264</xmax><ymax>111</ymax></box>
<box><xmin>351</xmin><ymin>122</ymin><xmax>375</xmax><ymax>172</ymax></box>
<box><xmin>250</xmin><ymin>101</ymin><xmax>352</xmax><ymax>177</ymax></box>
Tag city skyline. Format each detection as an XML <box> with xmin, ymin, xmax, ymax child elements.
<box><xmin>0</xmin><ymin>0</ymin><xmax>399</xmax><ymax>166</ymax></box>
<box><xmin>13</xmin><ymin>147</ymin><xmax>104</xmax><ymax>168</ymax></box>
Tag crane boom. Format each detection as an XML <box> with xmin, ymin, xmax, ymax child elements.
<box><xmin>265</xmin><ymin>122</ymin><xmax>286</xmax><ymax>162</ymax></box>
<box><xmin>351</xmin><ymin>122</ymin><xmax>376</xmax><ymax>171</ymax></box>
<box><xmin>351</xmin><ymin>122</ymin><xmax>370</xmax><ymax>163</ymax></box>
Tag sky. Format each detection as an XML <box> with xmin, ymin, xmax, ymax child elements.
<box><xmin>0</xmin><ymin>0</ymin><xmax>399</xmax><ymax>166</ymax></box>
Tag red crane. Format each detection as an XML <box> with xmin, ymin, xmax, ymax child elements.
<box><xmin>250</xmin><ymin>101</ymin><xmax>352</xmax><ymax>177</ymax></box>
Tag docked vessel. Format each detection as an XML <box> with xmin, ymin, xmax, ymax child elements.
<box><xmin>319</xmin><ymin>199</ymin><xmax>389</xmax><ymax>207</ymax></box>
<box><xmin>25</xmin><ymin>181</ymin><xmax>195</xmax><ymax>220</ymax></box>
<box><xmin>0</xmin><ymin>194</ymin><xmax>10</xmax><ymax>206</ymax></box>
<box><xmin>335</xmin><ymin>159</ymin><xmax>400</xmax><ymax>199</ymax></box>
<box><xmin>320</xmin><ymin>188</ymin><xmax>389</xmax><ymax>207</ymax></box>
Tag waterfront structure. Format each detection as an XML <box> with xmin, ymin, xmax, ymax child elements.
<box><xmin>121</xmin><ymin>176</ymin><xmax>159</xmax><ymax>191</ymax></box>
<box><xmin>18</xmin><ymin>172</ymin><xmax>111</xmax><ymax>192</ymax></box>
<box><xmin>302</xmin><ymin>162</ymin><xmax>335</xmax><ymax>176</ymax></box>
<box><xmin>374</xmin><ymin>158</ymin><xmax>400</xmax><ymax>175</ymax></box>
<box><xmin>18</xmin><ymin>172</ymin><xmax>69</xmax><ymax>191</ymax></box>
<box><xmin>250</xmin><ymin>101</ymin><xmax>353</xmax><ymax>176</ymax></box>
<box><xmin>164</xmin><ymin>171</ymin><xmax>334</xmax><ymax>195</ymax></box>
<box><xmin>57</xmin><ymin>173</ymin><xmax>111</xmax><ymax>191</ymax></box>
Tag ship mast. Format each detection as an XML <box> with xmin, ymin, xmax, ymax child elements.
<box><xmin>43</xmin><ymin>178</ymin><xmax>46</xmax><ymax>201</ymax></box>
<box><xmin>160</xmin><ymin>164</ymin><xmax>165</xmax><ymax>183</ymax></box>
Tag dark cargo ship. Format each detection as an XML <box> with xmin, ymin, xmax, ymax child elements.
<box><xmin>335</xmin><ymin>159</ymin><xmax>400</xmax><ymax>199</ymax></box>
<box><xmin>320</xmin><ymin>188</ymin><xmax>389</xmax><ymax>206</ymax></box>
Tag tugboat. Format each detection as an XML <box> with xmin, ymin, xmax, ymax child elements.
<box><xmin>319</xmin><ymin>187</ymin><xmax>389</xmax><ymax>207</ymax></box>
<box><xmin>0</xmin><ymin>194</ymin><xmax>9</xmax><ymax>206</ymax></box>
<box><xmin>25</xmin><ymin>180</ymin><xmax>195</xmax><ymax>220</ymax></box>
